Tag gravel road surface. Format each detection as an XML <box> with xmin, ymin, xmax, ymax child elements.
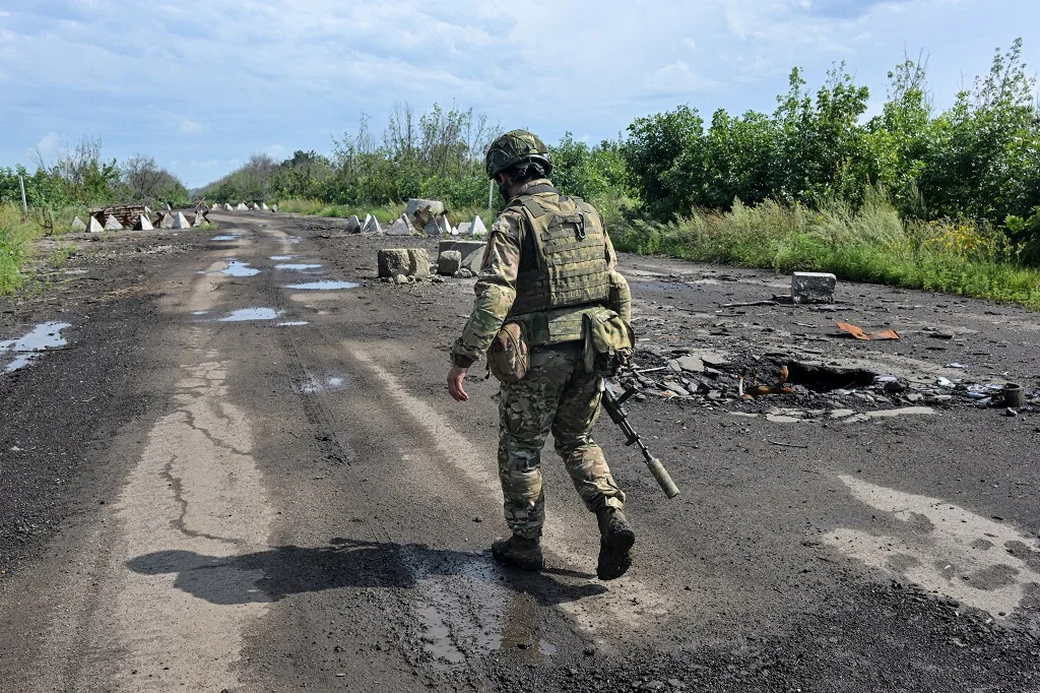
<box><xmin>1</xmin><ymin>211</ymin><xmax>1038</xmax><ymax>692</ymax></box>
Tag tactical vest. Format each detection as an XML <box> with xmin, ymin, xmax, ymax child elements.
<box><xmin>506</xmin><ymin>187</ymin><xmax>612</xmax><ymax>345</ymax></box>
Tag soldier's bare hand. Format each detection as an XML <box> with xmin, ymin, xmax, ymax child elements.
<box><xmin>447</xmin><ymin>366</ymin><xmax>470</xmax><ymax>402</ymax></box>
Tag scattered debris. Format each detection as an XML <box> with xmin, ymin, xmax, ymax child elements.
<box><xmin>792</xmin><ymin>271</ymin><xmax>837</xmax><ymax>304</ymax></box>
<box><xmin>836</xmin><ymin>322</ymin><xmax>901</xmax><ymax>341</ymax></box>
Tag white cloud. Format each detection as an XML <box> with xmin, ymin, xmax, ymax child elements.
<box><xmin>178</xmin><ymin>119</ymin><xmax>203</xmax><ymax>135</ymax></box>
<box><xmin>30</xmin><ymin>132</ymin><xmax>62</xmax><ymax>162</ymax></box>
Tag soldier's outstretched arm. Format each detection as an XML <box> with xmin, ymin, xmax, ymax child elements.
<box><xmin>447</xmin><ymin>213</ymin><xmax>523</xmax><ymax>400</ymax></box>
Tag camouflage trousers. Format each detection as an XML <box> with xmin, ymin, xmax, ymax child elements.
<box><xmin>497</xmin><ymin>341</ymin><xmax>625</xmax><ymax>540</ymax></box>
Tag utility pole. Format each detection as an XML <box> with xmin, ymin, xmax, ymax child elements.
<box><xmin>18</xmin><ymin>174</ymin><xmax>28</xmax><ymax>215</ymax></box>
<box><xmin>488</xmin><ymin>180</ymin><xmax>493</xmax><ymax>213</ymax></box>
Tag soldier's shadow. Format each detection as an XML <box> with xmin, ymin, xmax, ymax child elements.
<box><xmin>126</xmin><ymin>537</ymin><xmax>607</xmax><ymax>606</ymax></box>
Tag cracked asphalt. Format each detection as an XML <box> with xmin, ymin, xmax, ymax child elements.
<box><xmin>0</xmin><ymin>211</ymin><xmax>1038</xmax><ymax>692</ymax></box>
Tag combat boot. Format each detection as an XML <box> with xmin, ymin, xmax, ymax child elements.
<box><xmin>491</xmin><ymin>535</ymin><xmax>544</xmax><ymax>571</ymax></box>
<box><xmin>596</xmin><ymin>507</ymin><xmax>635</xmax><ymax>580</ymax></box>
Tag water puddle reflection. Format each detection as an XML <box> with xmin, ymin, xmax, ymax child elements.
<box><xmin>210</xmin><ymin>235</ymin><xmax>240</xmax><ymax>241</ymax></box>
<box><xmin>217</xmin><ymin>308</ymin><xmax>282</xmax><ymax>322</ymax></box>
<box><xmin>284</xmin><ymin>281</ymin><xmax>359</xmax><ymax>290</ymax></box>
<box><xmin>276</xmin><ymin>321</ymin><xmax>309</xmax><ymax>327</ymax></box>
<box><xmin>1</xmin><ymin>321</ymin><xmax>71</xmax><ymax>372</ymax></box>
<box><xmin>223</xmin><ymin>260</ymin><xmax>261</xmax><ymax>277</ymax></box>
<box><xmin>270</xmin><ymin>255</ymin><xmax>297</xmax><ymax>261</ymax></box>
<box><xmin>275</xmin><ymin>263</ymin><xmax>324</xmax><ymax>272</ymax></box>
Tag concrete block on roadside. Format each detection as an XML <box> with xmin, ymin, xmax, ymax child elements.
<box><xmin>344</xmin><ymin>215</ymin><xmax>362</xmax><ymax>233</ymax></box>
<box><xmin>438</xmin><ymin>239</ymin><xmax>485</xmax><ymax>274</ymax></box>
<box><xmin>271</xmin><ymin>204</ymin><xmax>278</xmax><ymax>213</ymax></box>
<box><xmin>71</xmin><ymin>216</ymin><xmax>87</xmax><ymax>232</ymax></box>
<box><xmin>456</xmin><ymin>221</ymin><xmax>472</xmax><ymax>236</ymax></box>
<box><xmin>224</xmin><ymin>203</ymin><xmax>233</xmax><ymax>211</ymax></box>
<box><xmin>172</xmin><ymin>212</ymin><xmax>191</xmax><ymax>229</ymax></box>
<box><xmin>470</xmin><ymin>216</ymin><xmax>488</xmax><ymax>237</ymax></box>
<box><xmin>235</xmin><ymin>202</ymin><xmax>248</xmax><ymax>211</ymax></box>
<box><xmin>211</xmin><ymin>203</ymin><xmax>220</xmax><ymax>210</ymax></box>
<box><xmin>103</xmin><ymin>214</ymin><xmax>124</xmax><ymax>230</ymax></box>
<box><xmin>136</xmin><ymin>213</ymin><xmax>154</xmax><ymax>230</ymax></box>
<box><xmin>192</xmin><ymin>211</ymin><xmax>207</xmax><ymax>227</ymax></box>
<box><xmin>260</xmin><ymin>202</ymin><xmax>269</xmax><ymax>210</ymax></box>
<box><xmin>438</xmin><ymin>250</ymin><xmax>462</xmax><ymax>276</ymax></box>
<box><xmin>424</xmin><ymin>215</ymin><xmax>452</xmax><ymax>236</ymax></box>
<box><xmin>86</xmin><ymin>216</ymin><xmax>104</xmax><ymax>233</ymax></box>
<box><xmin>792</xmin><ymin>272</ymin><xmax>836</xmax><ymax>304</ymax></box>
<box><xmin>386</xmin><ymin>215</ymin><xmax>416</xmax><ymax>236</ymax></box>
<box><xmin>407</xmin><ymin>248</ymin><xmax>431</xmax><ymax>278</ymax></box>
<box><xmin>377</xmin><ymin>249</ymin><xmax>411</xmax><ymax>278</ymax></box>
<box><xmin>361</xmin><ymin>214</ymin><xmax>382</xmax><ymax>234</ymax></box>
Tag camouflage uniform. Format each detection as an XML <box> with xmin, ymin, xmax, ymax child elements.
<box><xmin>451</xmin><ymin>178</ymin><xmax>629</xmax><ymax>539</ymax></box>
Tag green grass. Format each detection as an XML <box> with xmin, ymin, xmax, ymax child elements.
<box><xmin>610</xmin><ymin>197</ymin><xmax>1040</xmax><ymax>310</ymax></box>
<box><xmin>277</xmin><ymin>198</ymin><xmax>494</xmax><ymax>230</ymax></box>
<box><xmin>0</xmin><ymin>204</ymin><xmax>43</xmax><ymax>294</ymax></box>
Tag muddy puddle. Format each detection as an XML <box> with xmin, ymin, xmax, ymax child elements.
<box><xmin>274</xmin><ymin>263</ymin><xmax>324</xmax><ymax>272</ymax></box>
<box><xmin>209</xmin><ymin>234</ymin><xmax>240</xmax><ymax>241</ymax></box>
<box><xmin>1</xmin><ymin>321</ymin><xmax>71</xmax><ymax>373</ymax></box>
<box><xmin>284</xmin><ymin>281</ymin><xmax>359</xmax><ymax>290</ymax></box>
<box><xmin>276</xmin><ymin>321</ymin><xmax>309</xmax><ymax>327</ymax></box>
<box><xmin>223</xmin><ymin>260</ymin><xmax>261</xmax><ymax>277</ymax></box>
<box><xmin>217</xmin><ymin>308</ymin><xmax>282</xmax><ymax>322</ymax></box>
<box><xmin>270</xmin><ymin>255</ymin><xmax>297</xmax><ymax>261</ymax></box>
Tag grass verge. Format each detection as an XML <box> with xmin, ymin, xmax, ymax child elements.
<box><xmin>0</xmin><ymin>204</ymin><xmax>43</xmax><ymax>294</ymax></box>
<box><xmin>609</xmin><ymin>197</ymin><xmax>1040</xmax><ymax>310</ymax></box>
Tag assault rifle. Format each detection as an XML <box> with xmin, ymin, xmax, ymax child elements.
<box><xmin>602</xmin><ymin>382</ymin><xmax>680</xmax><ymax>499</ymax></box>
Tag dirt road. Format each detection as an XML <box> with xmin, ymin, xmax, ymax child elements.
<box><xmin>1</xmin><ymin>211</ymin><xmax>1038</xmax><ymax>692</ymax></box>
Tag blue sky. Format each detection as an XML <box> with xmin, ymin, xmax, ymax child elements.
<box><xmin>1</xmin><ymin>0</ymin><xmax>1037</xmax><ymax>188</ymax></box>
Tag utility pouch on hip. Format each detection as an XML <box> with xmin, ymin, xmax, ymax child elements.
<box><xmin>487</xmin><ymin>322</ymin><xmax>529</xmax><ymax>383</ymax></box>
<box><xmin>581</xmin><ymin>308</ymin><xmax>635</xmax><ymax>376</ymax></box>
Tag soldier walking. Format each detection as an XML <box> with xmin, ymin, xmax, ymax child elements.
<box><xmin>447</xmin><ymin>130</ymin><xmax>636</xmax><ymax>580</ymax></box>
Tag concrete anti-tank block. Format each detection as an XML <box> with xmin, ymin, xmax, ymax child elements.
<box><xmin>361</xmin><ymin>215</ymin><xmax>382</xmax><ymax>234</ymax></box>
<box><xmin>438</xmin><ymin>239</ymin><xmax>485</xmax><ymax>274</ymax></box>
<box><xmin>438</xmin><ymin>250</ymin><xmax>462</xmax><ymax>276</ymax></box>
<box><xmin>344</xmin><ymin>215</ymin><xmax>362</xmax><ymax>233</ymax></box>
<box><xmin>792</xmin><ymin>272</ymin><xmax>836</xmax><ymax>304</ymax></box>
<box><xmin>386</xmin><ymin>215</ymin><xmax>415</xmax><ymax>236</ymax></box>
<box><xmin>70</xmin><ymin>216</ymin><xmax>87</xmax><ymax>232</ymax></box>
<box><xmin>407</xmin><ymin>248</ymin><xmax>431</xmax><ymax>278</ymax></box>
<box><xmin>136</xmin><ymin>214</ymin><xmax>154</xmax><ymax>230</ymax></box>
<box><xmin>172</xmin><ymin>212</ymin><xmax>191</xmax><ymax>229</ymax></box>
<box><xmin>86</xmin><ymin>216</ymin><xmax>104</xmax><ymax>233</ymax></box>
<box><xmin>470</xmin><ymin>216</ymin><xmax>488</xmax><ymax>237</ymax></box>
<box><xmin>377</xmin><ymin>249</ymin><xmax>411</xmax><ymax>278</ymax></box>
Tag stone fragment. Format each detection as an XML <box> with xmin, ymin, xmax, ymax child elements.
<box><xmin>470</xmin><ymin>216</ymin><xmax>488</xmax><ymax>237</ymax></box>
<box><xmin>407</xmin><ymin>248</ymin><xmax>431</xmax><ymax>278</ymax></box>
<box><xmin>792</xmin><ymin>272</ymin><xmax>837</xmax><ymax>304</ymax></box>
<box><xmin>136</xmin><ymin>214</ymin><xmax>154</xmax><ymax>230</ymax></box>
<box><xmin>344</xmin><ymin>215</ymin><xmax>362</xmax><ymax>233</ymax></box>
<box><xmin>438</xmin><ymin>250</ymin><xmax>462</xmax><ymax>276</ymax></box>
<box><xmin>386</xmin><ymin>214</ymin><xmax>415</xmax><ymax>236</ymax></box>
<box><xmin>103</xmin><ymin>214</ymin><xmax>123</xmax><ymax>230</ymax></box>
<box><xmin>438</xmin><ymin>239</ymin><xmax>485</xmax><ymax>274</ymax></box>
<box><xmin>674</xmin><ymin>355</ymin><xmax>705</xmax><ymax>372</ymax></box>
<box><xmin>86</xmin><ymin>216</ymin><xmax>104</xmax><ymax>233</ymax></box>
<box><xmin>361</xmin><ymin>214</ymin><xmax>382</xmax><ymax>234</ymax></box>
<box><xmin>70</xmin><ymin>216</ymin><xmax>87</xmax><ymax>232</ymax></box>
<box><xmin>172</xmin><ymin>212</ymin><xmax>191</xmax><ymax>229</ymax></box>
<box><xmin>377</xmin><ymin>249</ymin><xmax>411</xmax><ymax>278</ymax></box>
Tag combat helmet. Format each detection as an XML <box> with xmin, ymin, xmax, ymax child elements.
<box><xmin>485</xmin><ymin>129</ymin><xmax>553</xmax><ymax>179</ymax></box>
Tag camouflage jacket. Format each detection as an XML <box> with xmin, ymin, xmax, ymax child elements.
<box><xmin>450</xmin><ymin>179</ymin><xmax>628</xmax><ymax>368</ymax></box>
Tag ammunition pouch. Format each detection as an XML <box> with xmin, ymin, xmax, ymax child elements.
<box><xmin>487</xmin><ymin>322</ymin><xmax>529</xmax><ymax>383</ymax></box>
<box><xmin>581</xmin><ymin>307</ymin><xmax>635</xmax><ymax>376</ymax></box>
